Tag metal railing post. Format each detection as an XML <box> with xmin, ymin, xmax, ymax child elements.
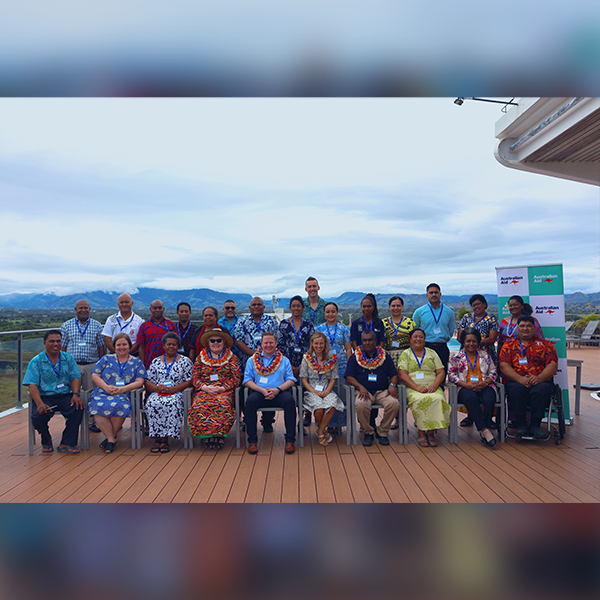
<box><xmin>17</xmin><ymin>333</ymin><xmax>23</xmax><ymax>409</ymax></box>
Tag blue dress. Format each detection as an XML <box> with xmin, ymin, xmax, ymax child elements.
<box><xmin>89</xmin><ymin>355</ymin><xmax>146</xmax><ymax>418</ymax></box>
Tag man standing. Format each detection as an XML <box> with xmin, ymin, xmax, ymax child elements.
<box><xmin>302</xmin><ymin>277</ymin><xmax>327</xmax><ymax>326</ymax></box>
<box><xmin>218</xmin><ymin>299</ymin><xmax>239</xmax><ymax>333</ymax></box>
<box><xmin>499</xmin><ymin>315</ymin><xmax>558</xmax><ymax>438</ymax></box>
<box><xmin>243</xmin><ymin>331</ymin><xmax>297</xmax><ymax>455</ymax></box>
<box><xmin>102</xmin><ymin>293</ymin><xmax>144</xmax><ymax>353</ymax></box>
<box><xmin>175</xmin><ymin>302</ymin><xmax>197</xmax><ymax>358</ymax></box>
<box><xmin>412</xmin><ymin>283</ymin><xmax>455</xmax><ymax>373</ymax></box>
<box><xmin>135</xmin><ymin>299</ymin><xmax>177</xmax><ymax>369</ymax></box>
<box><xmin>23</xmin><ymin>330</ymin><xmax>84</xmax><ymax>454</ymax></box>
<box><xmin>232</xmin><ymin>297</ymin><xmax>279</xmax><ymax>371</ymax></box>
<box><xmin>345</xmin><ymin>330</ymin><xmax>399</xmax><ymax>446</ymax></box>
<box><xmin>60</xmin><ymin>299</ymin><xmax>105</xmax><ymax>432</ymax></box>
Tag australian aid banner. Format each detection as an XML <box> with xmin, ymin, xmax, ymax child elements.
<box><xmin>496</xmin><ymin>264</ymin><xmax>570</xmax><ymax>422</ymax></box>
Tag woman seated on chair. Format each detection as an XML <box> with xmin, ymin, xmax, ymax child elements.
<box><xmin>448</xmin><ymin>328</ymin><xmax>498</xmax><ymax>448</ymax></box>
<box><xmin>398</xmin><ymin>328</ymin><xmax>449</xmax><ymax>448</ymax></box>
<box><xmin>300</xmin><ymin>332</ymin><xmax>345</xmax><ymax>446</ymax></box>
<box><xmin>89</xmin><ymin>333</ymin><xmax>146</xmax><ymax>454</ymax></box>
<box><xmin>144</xmin><ymin>332</ymin><xmax>193</xmax><ymax>453</ymax></box>
<box><xmin>189</xmin><ymin>328</ymin><xmax>241</xmax><ymax>450</ymax></box>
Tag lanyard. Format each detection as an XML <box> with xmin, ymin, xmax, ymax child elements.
<box><xmin>389</xmin><ymin>316</ymin><xmax>404</xmax><ymax>338</ymax></box>
<box><xmin>76</xmin><ymin>319</ymin><xmax>90</xmax><ymax>338</ymax></box>
<box><xmin>362</xmin><ymin>317</ymin><xmax>373</xmax><ymax>330</ymax></box>
<box><xmin>465</xmin><ymin>352</ymin><xmax>478</xmax><ymax>372</ymax></box>
<box><xmin>289</xmin><ymin>317</ymin><xmax>302</xmax><ymax>343</ymax></box>
<box><xmin>262</xmin><ymin>353</ymin><xmax>276</xmax><ymax>370</ymax></box>
<box><xmin>155</xmin><ymin>319</ymin><xmax>168</xmax><ymax>333</ymax></box>
<box><xmin>507</xmin><ymin>316</ymin><xmax>518</xmax><ymax>337</ymax></box>
<box><xmin>411</xmin><ymin>348</ymin><xmax>425</xmax><ymax>370</ymax></box>
<box><xmin>45</xmin><ymin>353</ymin><xmax>61</xmax><ymax>378</ymax></box>
<box><xmin>163</xmin><ymin>355</ymin><xmax>177</xmax><ymax>379</ymax></box>
<box><xmin>325</xmin><ymin>322</ymin><xmax>338</xmax><ymax>346</ymax></box>
<box><xmin>208</xmin><ymin>349</ymin><xmax>225</xmax><ymax>360</ymax></box>
<box><xmin>178</xmin><ymin>322</ymin><xmax>191</xmax><ymax>341</ymax></box>
<box><xmin>117</xmin><ymin>356</ymin><xmax>127</xmax><ymax>378</ymax></box>
<box><xmin>428</xmin><ymin>303</ymin><xmax>443</xmax><ymax>325</ymax></box>
<box><xmin>313</xmin><ymin>353</ymin><xmax>323</xmax><ymax>381</ymax></box>
<box><xmin>473</xmin><ymin>313</ymin><xmax>487</xmax><ymax>325</ymax></box>
<box><xmin>117</xmin><ymin>315</ymin><xmax>134</xmax><ymax>331</ymax></box>
<box><xmin>307</xmin><ymin>305</ymin><xmax>318</xmax><ymax>323</ymax></box>
<box><xmin>518</xmin><ymin>340</ymin><xmax>528</xmax><ymax>358</ymax></box>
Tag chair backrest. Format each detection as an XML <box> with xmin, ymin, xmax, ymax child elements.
<box><xmin>581</xmin><ymin>321</ymin><xmax>599</xmax><ymax>340</ymax></box>
<box><xmin>564</xmin><ymin>321</ymin><xmax>574</xmax><ymax>333</ymax></box>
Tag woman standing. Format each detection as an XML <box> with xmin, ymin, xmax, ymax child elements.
<box><xmin>350</xmin><ymin>293</ymin><xmax>385</xmax><ymax>350</ymax></box>
<box><xmin>383</xmin><ymin>296</ymin><xmax>416</xmax><ymax>364</ymax></box>
<box><xmin>498</xmin><ymin>295</ymin><xmax>544</xmax><ymax>353</ymax></box>
<box><xmin>145</xmin><ymin>332</ymin><xmax>193</xmax><ymax>453</ymax></box>
<box><xmin>398</xmin><ymin>328</ymin><xmax>449</xmax><ymax>448</ymax></box>
<box><xmin>89</xmin><ymin>332</ymin><xmax>146</xmax><ymax>453</ymax></box>
<box><xmin>190</xmin><ymin>306</ymin><xmax>225</xmax><ymax>362</ymax></box>
<box><xmin>277</xmin><ymin>296</ymin><xmax>314</xmax><ymax>378</ymax></box>
<box><xmin>316</xmin><ymin>302</ymin><xmax>352</xmax><ymax>380</ymax></box>
<box><xmin>300</xmin><ymin>332</ymin><xmax>345</xmax><ymax>446</ymax></box>
<box><xmin>189</xmin><ymin>329</ymin><xmax>241</xmax><ymax>449</ymax></box>
<box><xmin>456</xmin><ymin>294</ymin><xmax>499</xmax><ymax>366</ymax></box>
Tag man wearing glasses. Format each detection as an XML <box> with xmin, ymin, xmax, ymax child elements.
<box><xmin>218</xmin><ymin>300</ymin><xmax>239</xmax><ymax>333</ymax></box>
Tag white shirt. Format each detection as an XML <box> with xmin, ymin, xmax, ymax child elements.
<box><xmin>102</xmin><ymin>312</ymin><xmax>144</xmax><ymax>346</ymax></box>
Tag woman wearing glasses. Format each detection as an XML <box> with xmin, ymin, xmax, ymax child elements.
<box><xmin>189</xmin><ymin>329</ymin><xmax>241</xmax><ymax>450</ymax></box>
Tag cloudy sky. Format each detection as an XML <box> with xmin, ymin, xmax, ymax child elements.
<box><xmin>0</xmin><ymin>97</ymin><xmax>598</xmax><ymax>299</ymax></box>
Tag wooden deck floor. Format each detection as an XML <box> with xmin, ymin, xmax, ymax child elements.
<box><xmin>1</xmin><ymin>347</ymin><xmax>598</xmax><ymax>503</ymax></box>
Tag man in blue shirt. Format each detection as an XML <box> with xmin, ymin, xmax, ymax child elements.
<box><xmin>412</xmin><ymin>283</ymin><xmax>455</xmax><ymax>373</ymax></box>
<box><xmin>243</xmin><ymin>331</ymin><xmax>297</xmax><ymax>455</ymax></box>
<box><xmin>23</xmin><ymin>330</ymin><xmax>84</xmax><ymax>454</ymax></box>
<box><xmin>218</xmin><ymin>299</ymin><xmax>239</xmax><ymax>333</ymax></box>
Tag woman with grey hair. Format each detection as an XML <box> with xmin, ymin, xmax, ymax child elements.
<box><xmin>144</xmin><ymin>332</ymin><xmax>193</xmax><ymax>453</ymax></box>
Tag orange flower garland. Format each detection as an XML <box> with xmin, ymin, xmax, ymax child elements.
<box><xmin>304</xmin><ymin>352</ymin><xmax>337</xmax><ymax>374</ymax></box>
<box><xmin>252</xmin><ymin>348</ymin><xmax>283</xmax><ymax>376</ymax></box>
<box><xmin>355</xmin><ymin>345</ymin><xmax>386</xmax><ymax>370</ymax></box>
<box><xmin>199</xmin><ymin>347</ymin><xmax>233</xmax><ymax>367</ymax></box>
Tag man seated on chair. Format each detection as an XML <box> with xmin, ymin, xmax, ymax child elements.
<box><xmin>499</xmin><ymin>315</ymin><xmax>558</xmax><ymax>439</ymax></box>
<box><xmin>345</xmin><ymin>330</ymin><xmax>399</xmax><ymax>446</ymax></box>
<box><xmin>23</xmin><ymin>330</ymin><xmax>85</xmax><ymax>454</ymax></box>
<box><xmin>243</xmin><ymin>331</ymin><xmax>297</xmax><ymax>455</ymax></box>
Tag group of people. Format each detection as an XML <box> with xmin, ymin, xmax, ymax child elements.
<box><xmin>24</xmin><ymin>277</ymin><xmax>559</xmax><ymax>456</ymax></box>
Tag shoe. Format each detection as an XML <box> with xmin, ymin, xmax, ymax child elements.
<box><xmin>285</xmin><ymin>442</ymin><xmax>295</xmax><ymax>454</ymax></box>
<box><xmin>247</xmin><ymin>443</ymin><xmax>258</xmax><ymax>454</ymax></box>
<box><xmin>480</xmin><ymin>434</ymin><xmax>496</xmax><ymax>448</ymax></box>
<box><xmin>99</xmin><ymin>438</ymin><xmax>108</xmax><ymax>450</ymax></box>
<box><xmin>89</xmin><ymin>423</ymin><xmax>101</xmax><ymax>433</ymax></box>
<box><xmin>160</xmin><ymin>440</ymin><xmax>170</xmax><ymax>453</ymax></box>
<box><xmin>362</xmin><ymin>433</ymin><xmax>374</xmax><ymax>447</ymax></box>
<box><xmin>417</xmin><ymin>430</ymin><xmax>429</xmax><ymax>447</ymax></box>
<box><xmin>262</xmin><ymin>423</ymin><xmax>274</xmax><ymax>433</ymax></box>
<box><xmin>104</xmin><ymin>442</ymin><xmax>115</xmax><ymax>454</ymax></box>
<box><xmin>303</xmin><ymin>412</ymin><xmax>311</xmax><ymax>427</ymax></box>
<box><xmin>151</xmin><ymin>441</ymin><xmax>162</xmax><ymax>453</ymax></box>
<box><xmin>460</xmin><ymin>417</ymin><xmax>473</xmax><ymax>427</ymax></box>
<box><xmin>378</xmin><ymin>436</ymin><xmax>390</xmax><ymax>446</ymax></box>
<box><xmin>390</xmin><ymin>420</ymin><xmax>399</xmax><ymax>430</ymax></box>
<box><xmin>530</xmin><ymin>425</ymin><xmax>547</xmax><ymax>440</ymax></box>
<box><xmin>57</xmin><ymin>445</ymin><xmax>80</xmax><ymax>454</ymax></box>
<box><xmin>42</xmin><ymin>435</ymin><xmax>53</xmax><ymax>453</ymax></box>
<box><xmin>515</xmin><ymin>425</ymin><xmax>528</xmax><ymax>438</ymax></box>
<box><xmin>427</xmin><ymin>431</ymin><xmax>438</xmax><ymax>447</ymax></box>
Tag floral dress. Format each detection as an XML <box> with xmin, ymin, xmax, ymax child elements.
<box><xmin>189</xmin><ymin>348</ymin><xmax>241</xmax><ymax>438</ymax></box>
<box><xmin>145</xmin><ymin>354</ymin><xmax>193</xmax><ymax>439</ymax></box>
<box><xmin>89</xmin><ymin>355</ymin><xmax>146</xmax><ymax>418</ymax></box>
<box><xmin>458</xmin><ymin>312</ymin><xmax>500</xmax><ymax>369</ymax></box>
<box><xmin>316</xmin><ymin>322</ymin><xmax>351</xmax><ymax>378</ymax></box>
<box><xmin>299</xmin><ymin>354</ymin><xmax>345</xmax><ymax>413</ymax></box>
<box><xmin>398</xmin><ymin>348</ymin><xmax>450</xmax><ymax>431</ymax></box>
<box><xmin>277</xmin><ymin>318</ymin><xmax>314</xmax><ymax>369</ymax></box>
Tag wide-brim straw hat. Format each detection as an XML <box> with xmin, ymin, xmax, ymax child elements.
<box><xmin>200</xmin><ymin>327</ymin><xmax>234</xmax><ymax>348</ymax></box>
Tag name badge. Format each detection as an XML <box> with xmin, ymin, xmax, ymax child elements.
<box><xmin>518</xmin><ymin>358</ymin><xmax>528</xmax><ymax>365</ymax></box>
<box><xmin>368</xmin><ymin>374</ymin><xmax>377</xmax><ymax>382</ymax></box>
<box><xmin>116</xmin><ymin>380</ymin><xmax>125</xmax><ymax>387</ymax></box>
<box><xmin>56</xmin><ymin>383</ymin><xmax>65</xmax><ymax>389</ymax></box>
<box><xmin>293</xmin><ymin>347</ymin><xmax>302</xmax><ymax>353</ymax></box>
<box><xmin>259</xmin><ymin>376</ymin><xmax>269</xmax><ymax>384</ymax></box>
<box><xmin>433</xmin><ymin>327</ymin><xmax>441</xmax><ymax>334</ymax></box>
<box><xmin>253</xmin><ymin>334</ymin><xmax>262</xmax><ymax>342</ymax></box>
<box><xmin>78</xmin><ymin>342</ymin><xmax>87</xmax><ymax>347</ymax></box>
<box><xmin>391</xmin><ymin>341</ymin><xmax>400</xmax><ymax>348</ymax></box>
<box><xmin>314</xmin><ymin>384</ymin><xmax>325</xmax><ymax>392</ymax></box>
<box><xmin>470</xmin><ymin>376</ymin><xmax>480</xmax><ymax>383</ymax></box>
<box><xmin>163</xmin><ymin>379</ymin><xmax>173</xmax><ymax>386</ymax></box>
<box><xmin>178</xmin><ymin>346</ymin><xmax>185</xmax><ymax>354</ymax></box>
<box><xmin>415</xmin><ymin>372</ymin><xmax>425</xmax><ymax>380</ymax></box>
<box><xmin>210</xmin><ymin>374</ymin><xmax>219</xmax><ymax>381</ymax></box>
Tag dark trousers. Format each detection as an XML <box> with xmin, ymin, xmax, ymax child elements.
<box><xmin>31</xmin><ymin>393</ymin><xmax>83</xmax><ymax>447</ymax></box>
<box><xmin>244</xmin><ymin>390</ymin><xmax>297</xmax><ymax>444</ymax></box>
<box><xmin>458</xmin><ymin>386</ymin><xmax>496</xmax><ymax>431</ymax></box>
<box><xmin>505</xmin><ymin>380</ymin><xmax>554</xmax><ymax>428</ymax></box>
<box><xmin>426</xmin><ymin>342</ymin><xmax>449</xmax><ymax>374</ymax></box>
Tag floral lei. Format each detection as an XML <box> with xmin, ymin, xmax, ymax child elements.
<box><xmin>304</xmin><ymin>352</ymin><xmax>337</xmax><ymax>374</ymax></box>
<box><xmin>355</xmin><ymin>345</ymin><xmax>386</xmax><ymax>370</ymax></box>
<box><xmin>252</xmin><ymin>348</ymin><xmax>283</xmax><ymax>376</ymax></box>
<box><xmin>199</xmin><ymin>347</ymin><xmax>233</xmax><ymax>367</ymax></box>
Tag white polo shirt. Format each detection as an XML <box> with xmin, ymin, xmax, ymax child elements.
<box><xmin>102</xmin><ymin>312</ymin><xmax>145</xmax><ymax>346</ymax></box>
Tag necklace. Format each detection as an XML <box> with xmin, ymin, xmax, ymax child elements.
<box><xmin>355</xmin><ymin>346</ymin><xmax>386</xmax><ymax>370</ymax></box>
<box><xmin>252</xmin><ymin>348</ymin><xmax>283</xmax><ymax>376</ymax></box>
<box><xmin>304</xmin><ymin>352</ymin><xmax>337</xmax><ymax>374</ymax></box>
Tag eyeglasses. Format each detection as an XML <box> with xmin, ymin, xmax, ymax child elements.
<box><xmin>224</xmin><ymin>307</ymin><xmax>235</xmax><ymax>310</ymax></box>
<box><xmin>209</xmin><ymin>339</ymin><xmax>224</xmax><ymax>344</ymax></box>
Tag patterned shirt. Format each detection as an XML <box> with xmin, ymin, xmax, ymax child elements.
<box><xmin>498</xmin><ymin>315</ymin><xmax>545</xmax><ymax>347</ymax></box>
<box><xmin>302</xmin><ymin>297</ymin><xmax>327</xmax><ymax>326</ymax></box>
<box><xmin>60</xmin><ymin>317</ymin><xmax>104</xmax><ymax>363</ymax></box>
<box><xmin>382</xmin><ymin>316</ymin><xmax>416</xmax><ymax>352</ymax></box>
<box><xmin>102</xmin><ymin>312</ymin><xmax>145</xmax><ymax>347</ymax></box>
<box><xmin>448</xmin><ymin>349</ymin><xmax>498</xmax><ymax>388</ymax></box>
<box><xmin>232</xmin><ymin>314</ymin><xmax>280</xmax><ymax>368</ymax></box>
<box><xmin>498</xmin><ymin>335</ymin><xmax>558</xmax><ymax>377</ymax></box>
<box><xmin>23</xmin><ymin>351</ymin><xmax>81</xmax><ymax>395</ymax></box>
<box><xmin>277</xmin><ymin>318</ymin><xmax>314</xmax><ymax>368</ymax></box>
<box><xmin>136</xmin><ymin>318</ymin><xmax>177</xmax><ymax>368</ymax></box>
<box><xmin>457</xmin><ymin>312</ymin><xmax>500</xmax><ymax>365</ymax></box>
<box><xmin>316</xmin><ymin>321</ymin><xmax>351</xmax><ymax>376</ymax></box>
<box><xmin>175</xmin><ymin>321</ymin><xmax>197</xmax><ymax>358</ymax></box>
<box><xmin>412</xmin><ymin>303</ymin><xmax>455</xmax><ymax>343</ymax></box>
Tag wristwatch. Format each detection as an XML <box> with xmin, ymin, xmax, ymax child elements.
<box><xmin>73</xmin><ymin>391</ymin><xmax>81</xmax><ymax>397</ymax></box>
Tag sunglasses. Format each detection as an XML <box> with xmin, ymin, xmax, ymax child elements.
<box><xmin>209</xmin><ymin>338</ymin><xmax>224</xmax><ymax>344</ymax></box>
<box><xmin>224</xmin><ymin>307</ymin><xmax>235</xmax><ymax>310</ymax></box>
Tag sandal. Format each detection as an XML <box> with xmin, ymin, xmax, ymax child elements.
<box><xmin>427</xmin><ymin>430</ymin><xmax>438</xmax><ymax>447</ymax></box>
<box><xmin>160</xmin><ymin>440</ymin><xmax>170</xmax><ymax>453</ymax></box>
<box><xmin>104</xmin><ymin>442</ymin><xmax>115</xmax><ymax>454</ymax></box>
<box><xmin>417</xmin><ymin>430</ymin><xmax>429</xmax><ymax>447</ymax></box>
<box><xmin>42</xmin><ymin>436</ymin><xmax>54</xmax><ymax>453</ymax></box>
<box><xmin>57</xmin><ymin>445</ymin><xmax>80</xmax><ymax>454</ymax></box>
<box><xmin>460</xmin><ymin>416</ymin><xmax>473</xmax><ymax>427</ymax></box>
<box><xmin>151</xmin><ymin>440</ymin><xmax>162</xmax><ymax>453</ymax></box>
<box><xmin>214</xmin><ymin>437</ymin><xmax>225</xmax><ymax>450</ymax></box>
<box><xmin>390</xmin><ymin>419</ymin><xmax>399</xmax><ymax>430</ymax></box>
<box><xmin>99</xmin><ymin>438</ymin><xmax>108</xmax><ymax>450</ymax></box>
